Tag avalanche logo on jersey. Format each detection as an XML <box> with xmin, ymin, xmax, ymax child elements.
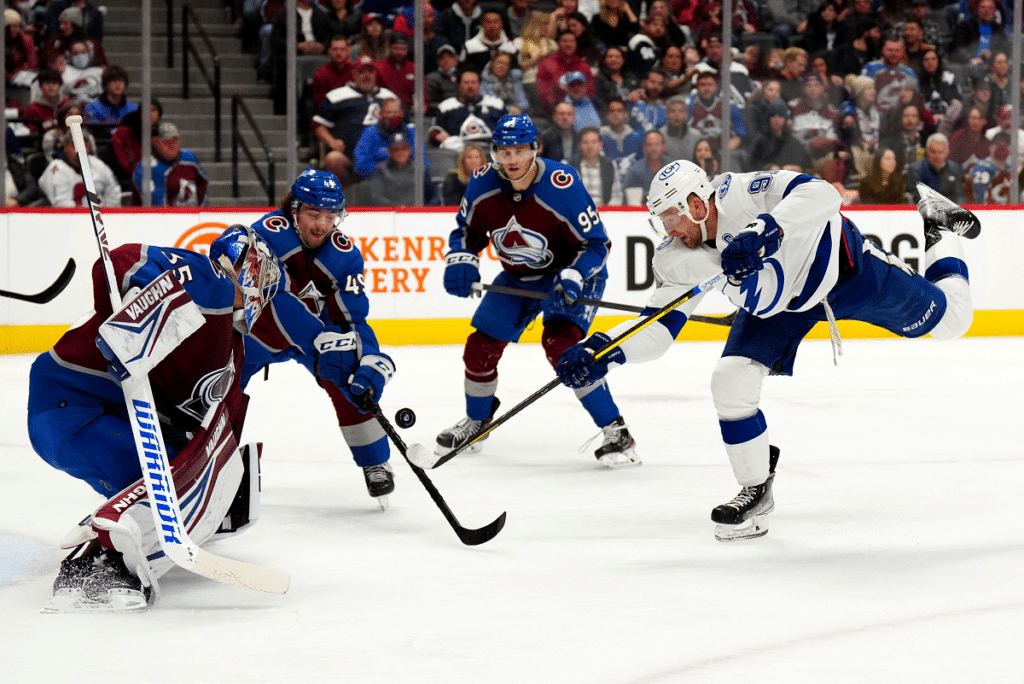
<box><xmin>178</xmin><ymin>355</ymin><xmax>236</xmax><ymax>422</ymax></box>
<box><xmin>551</xmin><ymin>169</ymin><xmax>574</xmax><ymax>189</ymax></box>
<box><xmin>296</xmin><ymin>280</ymin><xmax>326</xmax><ymax>314</ymax></box>
<box><xmin>491</xmin><ymin>215</ymin><xmax>554</xmax><ymax>269</ymax></box>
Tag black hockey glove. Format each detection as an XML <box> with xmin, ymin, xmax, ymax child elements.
<box><xmin>555</xmin><ymin>332</ymin><xmax>626</xmax><ymax>389</ymax></box>
<box><xmin>342</xmin><ymin>353</ymin><xmax>396</xmax><ymax>412</ymax></box>
<box><xmin>720</xmin><ymin>215</ymin><xmax>783</xmax><ymax>283</ymax></box>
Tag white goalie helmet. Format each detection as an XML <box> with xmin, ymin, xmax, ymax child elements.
<box><xmin>646</xmin><ymin>160</ymin><xmax>715</xmax><ymax>243</ymax></box>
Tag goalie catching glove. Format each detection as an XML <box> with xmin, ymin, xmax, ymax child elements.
<box><xmin>555</xmin><ymin>332</ymin><xmax>626</xmax><ymax>389</ymax></box>
<box><xmin>720</xmin><ymin>215</ymin><xmax>783</xmax><ymax>283</ymax></box>
<box><xmin>342</xmin><ymin>354</ymin><xmax>396</xmax><ymax>411</ymax></box>
<box><xmin>443</xmin><ymin>250</ymin><xmax>481</xmax><ymax>298</ymax></box>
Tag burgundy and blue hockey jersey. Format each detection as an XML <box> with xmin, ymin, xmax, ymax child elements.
<box><xmin>28</xmin><ymin>245</ymin><xmax>245</xmax><ymax>433</ymax></box>
<box><xmin>247</xmin><ymin>210</ymin><xmax>382</xmax><ymax>359</ymax></box>
<box><xmin>450</xmin><ymin>158</ymin><xmax>610</xmax><ymax>283</ymax></box>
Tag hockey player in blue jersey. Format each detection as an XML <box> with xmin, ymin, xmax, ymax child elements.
<box><xmin>27</xmin><ymin>228</ymin><xmax>282</xmax><ymax>611</ymax></box>
<box><xmin>435</xmin><ymin>113</ymin><xmax>639</xmax><ymax>468</ymax></box>
<box><xmin>555</xmin><ymin>161</ymin><xmax>981</xmax><ymax>540</ymax></box>
<box><xmin>241</xmin><ymin>169</ymin><xmax>398</xmax><ymax>506</ymax></box>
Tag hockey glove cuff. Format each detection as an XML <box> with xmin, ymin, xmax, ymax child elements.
<box><xmin>554</xmin><ymin>268</ymin><xmax>584</xmax><ymax>305</ymax></box>
<box><xmin>343</xmin><ymin>353</ymin><xmax>396</xmax><ymax>412</ymax></box>
<box><xmin>313</xmin><ymin>328</ymin><xmax>362</xmax><ymax>390</ymax></box>
<box><xmin>721</xmin><ymin>215</ymin><xmax>783</xmax><ymax>283</ymax></box>
<box><xmin>555</xmin><ymin>332</ymin><xmax>626</xmax><ymax>389</ymax></box>
<box><xmin>443</xmin><ymin>251</ymin><xmax>481</xmax><ymax>298</ymax></box>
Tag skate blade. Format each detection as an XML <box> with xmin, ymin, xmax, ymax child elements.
<box><xmin>433</xmin><ymin>441</ymin><xmax>483</xmax><ymax>457</ymax></box>
<box><xmin>597</xmin><ymin>450</ymin><xmax>642</xmax><ymax>469</ymax></box>
<box><xmin>374</xmin><ymin>495</ymin><xmax>389</xmax><ymax>512</ymax></box>
<box><xmin>714</xmin><ymin>515</ymin><xmax>769</xmax><ymax>542</ymax></box>
<box><xmin>43</xmin><ymin>589</ymin><xmax>149</xmax><ymax>614</ymax></box>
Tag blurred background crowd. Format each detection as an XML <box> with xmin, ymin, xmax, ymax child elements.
<box><xmin>3</xmin><ymin>0</ymin><xmax>1023</xmax><ymax>207</ymax></box>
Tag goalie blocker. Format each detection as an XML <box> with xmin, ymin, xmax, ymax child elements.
<box><xmin>45</xmin><ymin>391</ymin><xmax>262</xmax><ymax>613</ymax></box>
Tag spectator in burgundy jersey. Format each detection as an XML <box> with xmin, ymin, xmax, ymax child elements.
<box><xmin>949</xmin><ymin>105</ymin><xmax>995</xmax><ymax>167</ymax></box>
<box><xmin>131</xmin><ymin>122</ymin><xmax>209</xmax><ymax>207</ymax></box>
<box><xmin>5</xmin><ymin>8</ymin><xmax>37</xmax><ymax>87</ymax></box>
<box><xmin>374</xmin><ymin>32</ymin><xmax>425</xmax><ymax>115</ymax></box>
<box><xmin>311</xmin><ymin>35</ymin><xmax>353</xmax><ymax>108</ymax></box>
<box><xmin>536</xmin><ymin>30</ymin><xmax>595</xmax><ymax>116</ymax></box>
<box><xmin>24</xmin><ymin>69</ymin><xmax>64</xmax><ymax>136</ymax></box>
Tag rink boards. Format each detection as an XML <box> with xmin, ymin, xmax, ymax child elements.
<box><xmin>1</xmin><ymin>205</ymin><xmax>1020</xmax><ymax>354</ymax></box>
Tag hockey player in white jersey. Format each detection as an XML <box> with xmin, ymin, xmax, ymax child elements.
<box><xmin>555</xmin><ymin>161</ymin><xmax>981</xmax><ymax>541</ymax></box>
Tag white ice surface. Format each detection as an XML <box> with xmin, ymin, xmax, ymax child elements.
<box><xmin>1</xmin><ymin>338</ymin><xmax>1021</xmax><ymax>683</ymax></box>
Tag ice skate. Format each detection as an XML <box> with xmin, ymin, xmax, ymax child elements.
<box><xmin>916</xmin><ymin>184</ymin><xmax>981</xmax><ymax>249</ymax></box>
<box><xmin>42</xmin><ymin>542</ymin><xmax>151</xmax><ymax>614</ymax></box>
<box><xmin>711</xmin><ymin>445</ymin><xmax>780</xmax><ymax>541</ymax></box>
<box><xmin>363</xmin><ymin>461</ymin><xmax>395</xmax><ymax>511</ymax></box>
<box><xmin>593</xmin><ymin>416</ymin><xmax>640</xmax><ymax>469</ymax></box>
<box><xmin>435</xmin><ymin>398</ymin><xmax>500</xmax><ymax>456</ymax></box>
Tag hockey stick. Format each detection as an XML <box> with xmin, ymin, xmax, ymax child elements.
<box><xmin>432</xmin><ymin>271</ymin><xmax>728</xmax><ymax>469</ymax></box>
<box><xmin>67</xmin><ymin>115</ymin><xmax>289</xmax><ymax>594</ymax></box>
<box><xmin>473</xmin><ymin>282</ymin><xmax>737</xmax><ymax>326</ymax></box>
<box><xmin>369</xmin><ymin>402</ymin><xmax>506</xmax><ymax>545</ymax></box>
<box><xmin>0</xmin><ymin>258</ymin><xmax>76</xmax><ymax>303</ymax></box>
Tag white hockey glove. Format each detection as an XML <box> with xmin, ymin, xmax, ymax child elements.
<box><xmin>554</xmin><ymin>268</ymin><xmax>584</xmax><ymax>305</ymax></box>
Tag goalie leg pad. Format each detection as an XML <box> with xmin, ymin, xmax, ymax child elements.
<box><xmin>213</xmin><ymin>442</ymin><xmax>262</xmax><ymax>539</ymax></box>
<box><xmin>90</xmin><ymin>398</ymin><xmax>246</xmax><ymax>582</ymax></box>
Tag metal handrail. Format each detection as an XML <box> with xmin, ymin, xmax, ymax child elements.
<box><xmin>231</xmin><ymin>96</ymin><xmax>276</xmax><ymax>206</ymax></box>
<box><xmin>182</xmin><ymin>2</ymin><xmax>222</xmax><ymax>162</ymax></box>
<box><xmin>166</xmin><ymin>0</ymin><xmax>174</xmax><ymax>69</ymax></box>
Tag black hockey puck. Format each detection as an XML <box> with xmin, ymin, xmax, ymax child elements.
<box><xmin>395</xmin><ymin>408</ymin><xmax>416</xmax><ymax>429</ymax></box>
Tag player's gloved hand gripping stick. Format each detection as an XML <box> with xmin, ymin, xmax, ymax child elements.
<box><xmin>67</xmin><ymin>115</ymin><xmax>289</xmax><ymax>594</ymax></box>
<box><xmin>423</xmin><ymin>270</ymin><xmax>728</xmax><ymax>469</ymax></box>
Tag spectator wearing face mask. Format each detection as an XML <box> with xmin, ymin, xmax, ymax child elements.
<box><xmin>40</xmin><ymin>6</ymin><xmax>106</xmax><ymax>69</ymax></box>
<box><xmin>352</xmin><ymin>97</ymin><xmax>423</xmax><ymax>178</ymax></box>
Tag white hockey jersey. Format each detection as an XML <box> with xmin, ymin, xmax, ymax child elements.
<box><xmin>39</xmin><ymin>156</ymin><xmax>122</xmax><ymax>208</ymax></box>
<box><xmin>618</xmin><ymin>170</ymin><xmax>845</xmax><ymax>363</ymax></box>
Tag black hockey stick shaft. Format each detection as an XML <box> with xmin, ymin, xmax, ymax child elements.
<box><xmin>369</xmin><ymin>401</ymin><xmax>506</xmax><ymax>545</ymax></box>
<box><xmin>475</xmin><ymin>282</ymin><xmax>736</xmax><ymax>326</ymax></box>
<box><xmin>433</xmin><ymin>271</ymin><xmax>728</xmax><ymax>469</ymax></box>
<box><xmin>0</xmin><ymin>258</ymin><xmax>76</xmax><ymax>303</ymax></box>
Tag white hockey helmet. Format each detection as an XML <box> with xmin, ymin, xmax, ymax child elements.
<box><xmin>646</xmin><ymin>160</ymin><xmax>715</xmax><ymax>243</ymax></box>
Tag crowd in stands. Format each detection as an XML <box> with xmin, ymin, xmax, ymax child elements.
<box><xmin>3</xmin><ymin>0</ymin><xmax>207</xmax><ymax>208</ymax></box>
<box><xmin>6</xmin><ymin>0</ymin><xmax>1024</xmax><ymax>207</ymax></box>
<box><xmin>239</xmin><ymin>0</ymin><xmax>1024</xmax><ymax>207</ymax></box>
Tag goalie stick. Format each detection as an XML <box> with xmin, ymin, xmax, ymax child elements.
<box><xmin>369</xmin><ymin>401</ymin><xmax>506</xmax><ymax>545</ymax></box>
<box><xmin>472</xmin><ymin>282</ymin><xmax>737</xmax><ymax>326</ymax></box>
<box><xmin>0</xmin><ymin>258</ymin><xmax>76</xmax><ymax>303</ymax></box>
<box><xmin>431</xmin><ymin>271</ymin><xmax>728</xmax><ymax>469</ymax></box>
<box><xmin>66</xmin><ymin>115</ymin><xmax>289</xmax><ymax>594</ymax></box>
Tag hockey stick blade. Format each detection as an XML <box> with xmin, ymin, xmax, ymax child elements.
<box><xmin>435</xmin><ymin>271</ymin><xmax>728</xmax><ymax>469</ymax></box>
<box><xmin>0</xmin><ymin>258</ymin><xmax>76</xmax><ymax>303</ymax></box>
<box><xmin>369</xmin><ymin>402</ymin><xmax>506</xmax><ymax>545</ymax></box>
<box><xmin>474</xmin><ymin>282</ymin><xmax>735</xmax><ymax>326</ymax></box>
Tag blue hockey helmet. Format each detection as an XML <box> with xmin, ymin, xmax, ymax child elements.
<box><xmin>491</xmin><ymin>114</ymin><xmax>538</xmax><ymax>149</ymax></box>
<box><xmin>290</xmin><ymin>168</ymin><xmax>346</xmax><ymax>212</ymax></box>
<box><xmin>210</xmin><ymin>225</ymin><xmax>282</xmax><ymax>333</ymax></box>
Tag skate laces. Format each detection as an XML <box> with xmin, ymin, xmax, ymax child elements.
<box><xmin>728</xmin><ymin>485</ymin><xmax>759</xmax><ymax>508</ymax></box>
<box><xmin>579</xmin><ymin>419</ymin><xmax>628</xmax><ymax>454</ymax></box>
<box><xmin>450</xmin><ymin>416</ymin><xmax>484</xmax><ymax>441</ymax></box>
<box><xmin>364</xmin><ymin>463</ymin><xmax>392</xmax><ymax>483</ymax></box>
<box><xmin>822</xmin><ymin>299</ymin><xmax>843</xmax><ymax>366</ymax></box>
